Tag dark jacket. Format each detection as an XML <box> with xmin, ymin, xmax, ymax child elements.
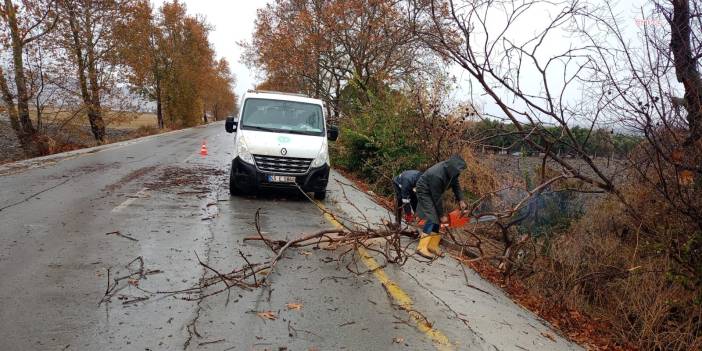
<box><xmin>393</xmin><ymin>170</ymin><xmax>422</xmax><ymax>203</ymax></box>
<box><xmin>415</xmin><ymin>155</ymin><xmax>467</xmax><ymax>223</ymax></box>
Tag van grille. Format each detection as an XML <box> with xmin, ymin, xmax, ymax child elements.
<box><xmin>253</xmin><ymin>154</ymin><xmax>312</xmax><ymax>174</ymax></box>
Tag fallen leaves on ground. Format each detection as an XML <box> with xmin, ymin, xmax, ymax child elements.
<box><xmin>392</xmin><ymin>336</ymin><xmax>404</xmax><ymax>344</ymax></box>
<box><xmin>256</xmin><ymin>311</ymin><xmax>278</xmax><ymax>320</ymax></box>
<box><xmin>541</xmin><ymin>332</ymin><xmax>556</xmax><ymax>342</ymax></box>
<box><xmin>286</xmin><ymin>303</ymin><xmax>303</xmax><ymax>310</ymax></box>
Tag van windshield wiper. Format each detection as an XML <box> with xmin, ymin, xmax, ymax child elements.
<box><xmin>243</xmin><ymin>125</ymin><xmax>279</xmax><ymax>133</ymax></box>
<box><xmin>284</xmin><ymin>130</ymin><xmax>323</xmax><ymax>136</ymax></box>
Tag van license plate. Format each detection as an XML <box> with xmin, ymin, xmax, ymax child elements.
<box><xmin>268</xmin><ymin>175</ymin><xmax>296</xmax><ymax>183</ymax></box>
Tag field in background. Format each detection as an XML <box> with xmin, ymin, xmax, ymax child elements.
<box><xmin>1</xmin><ymin>111</ymin><xmax>163</xmax><ymax>164</ymax></box>
<box><xmin>108</xmin><ymin>112</ymin><xmax>158</xmax><ymax>129</ymax></box>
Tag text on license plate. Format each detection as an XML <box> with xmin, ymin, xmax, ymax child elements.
<box><xmin>267</xmin><ymin>175</ymin><xmax>296</xmax><ymax>183</ymax></box>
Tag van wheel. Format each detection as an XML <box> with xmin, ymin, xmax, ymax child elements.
<box><xmin>313</xmin><ymin>190</ymin><xmax>326</xmax><ymax>200</ymax></box>
<box><xmin>229</xmin><ymin>167</ymin><xmax>241</xmax><ymax>196</ymax></box>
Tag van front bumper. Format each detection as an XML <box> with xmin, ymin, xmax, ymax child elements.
<box><xmin>231</xmin><ymin>157</ymin><xmax>329</xmax><ymax>193</ymax></box>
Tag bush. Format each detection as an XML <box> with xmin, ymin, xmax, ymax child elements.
<box><xmin>333</xmin><ymin>85</ymin><xmax>429</xmax><ymax>195</ymax></box>
<box><xmin>524</xmin><ymin>193</ymin><xmax>702</xmax><ymax>350</ymax></box>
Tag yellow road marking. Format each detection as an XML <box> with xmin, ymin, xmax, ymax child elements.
<box><xmin>316</xmin><ymin>201</ymin><xmax>453</xmax><ymax>351</ymax></box>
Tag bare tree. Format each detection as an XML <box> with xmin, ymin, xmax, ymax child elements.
<box><xmin>409</xmin><ymin>0</ymin><xmax>702</xmax><ymax>289</ymax></box>
<box><xmin>572</xmin><ymin>0</ymin><xmax>702</xmax><ymax>285</ymax></box>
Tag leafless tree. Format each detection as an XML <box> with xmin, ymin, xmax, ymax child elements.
<box><xmin>409</xmin><ymin>0</ymin><xmax>701</xmax><ymax>287</ymax></box>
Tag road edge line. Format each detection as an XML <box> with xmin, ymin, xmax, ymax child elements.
<box><xmin>316</xmin><ymin>201</ymin><xmax>454</xmax><ymax>351</ymax></box>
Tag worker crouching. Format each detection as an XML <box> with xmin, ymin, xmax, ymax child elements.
<box><xmin>392</xmin><ymin>170</ymin><xmax>422</xmax><ymax>226</ymax></box>
<box><xmin>415</xmin><ymin>155</ymin><xmax>468</xmax><ymax>259</ymax></box>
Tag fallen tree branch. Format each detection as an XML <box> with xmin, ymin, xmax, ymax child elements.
<box><xmin>105</xmin><ymin>231</ymin><xmax>139</xmax><ymax>242</ymax></box>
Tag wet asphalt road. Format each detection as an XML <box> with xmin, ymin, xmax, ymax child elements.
<box><xmin>0</xmin><ymin>122</ymin><xmax>582</xmax><ymax>351</ymax></box>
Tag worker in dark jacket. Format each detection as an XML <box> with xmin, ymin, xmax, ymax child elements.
<box><xmin>415</xmin><ymin>155</ymin><xmax>468</xmax><ymax>258</ymax></box>
<box><xmin>392</xmin><ymin>170</ymin><xmax>422</xmax><ymax>225</ymax></box>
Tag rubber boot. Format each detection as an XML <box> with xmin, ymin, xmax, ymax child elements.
<box><xmin>416</xmin><ymin>234</ymin><xmax>435</xmax><ymax>259</ymax></box>
<box><xmin>428</xmin><ymin>233</ymin><xmax>443</xmax><ymax>256</ymax></box>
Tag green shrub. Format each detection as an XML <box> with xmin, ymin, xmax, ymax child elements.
<box><xmin>332</xmin><ymin>83</ymin><xmax>428</xmax><ymax>195</ymax></box>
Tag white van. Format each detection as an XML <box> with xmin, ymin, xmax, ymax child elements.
<box><xmin>224</xmin><ymin>90</ymin><xmax>338</xmax><ymax>199</ymax></box>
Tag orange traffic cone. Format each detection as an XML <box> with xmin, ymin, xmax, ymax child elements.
<box><xmin>200</xmin><ymin>141</ymin><xmax>208</xmax><ymax>156</ymax></box>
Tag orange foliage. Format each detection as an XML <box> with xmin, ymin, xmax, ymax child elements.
<box><xmin>242</xmin><ymin>0</ymin><xmax>422</xmax><ymax>118</ymax></box>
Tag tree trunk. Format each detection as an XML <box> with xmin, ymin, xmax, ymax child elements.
<box><xmin>84</xmin><ymin>9</ymin><xmax>105</xmax><ymax>143</ymax></box>
<box><xmin>0</xmin><ymin>66</ymin><xmax>30</xmax><ymax>153</ymax></box>
<box><xmin>155</xmin><ymin>77</ymin><xmax>164</xmax><ymax>129</ymax></box>
<box><xmin>156</xmin><ymin>91</ymin><xmax>164</xmax><ymax>129</ymax></box>
<box><xmin>66</xmin><ymin>3</ymin><xmax>105</xmax><ymax>143</ymax></box>
<box><xmin>4</xmin><ymin>0</ymin><xmax>36</xmax><ymax>138</ymax></box>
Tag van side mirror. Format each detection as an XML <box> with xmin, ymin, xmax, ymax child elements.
<box><xmin>327</xmin><ymin>125</ymin><xmax>339</xmax><ymax>141</ymax></box>
<box><xmin>225</xmin><ymin>117</ymin><xmax>238</xmax><ymax>133</ymax></box>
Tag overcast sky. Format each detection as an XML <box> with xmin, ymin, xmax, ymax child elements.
<box><xmin>154</xmin><ymin>0</ymin><xmax>272</xmax><ymax>99</ymax></box>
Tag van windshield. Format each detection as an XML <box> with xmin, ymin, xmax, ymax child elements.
<box><xmin>241</xmin><ymin>98</ymin><xmax>325</xmax><ymax>136</ymax></box>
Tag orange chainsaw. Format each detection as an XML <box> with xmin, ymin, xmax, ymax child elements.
<box><xmin>416</xmin><ymin>209</ymin><xmax>469</xmax><ymax>228</ymax></box>
<box><xmin>415</xmin><ymin>209</ymin><xmax>496</xmax><ymax>229</ymax></box>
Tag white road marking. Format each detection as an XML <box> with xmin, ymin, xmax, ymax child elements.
<box><xmin>111</xmin><ymin>188</ymin><xmax>150</xmax><ymax>213</ymax></box>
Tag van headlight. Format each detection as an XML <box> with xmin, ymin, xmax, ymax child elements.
<box><xmin>237</xmin><ymin>137</ymin><xmax>255</xmax><ymax>164</ymax></box>
<box><xmin>311</xmin><ymin>142</ymin><xmax>329</xmax><ymax>168</ymax></box>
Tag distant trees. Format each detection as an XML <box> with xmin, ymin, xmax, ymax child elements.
<box><xmin>121</xmin><ymin>0</ymin><xmax>236</xmax><ymax>128</ymax></box>
<box><xmin>0</xmin><ymin>0</ymin><xmax>237</xmax><ymax>154</ymax></box>
<box><xmin>202</xmin><ymin>58</ymin><xmax>236</xmax><ymax>122</ymax></box>
<box><xmin>467</xmin><ymin>119</ymin><xmax>640</xmax><ymax>159</ymax></box>
<box><xmin>118</xmin><ymin>0</ymin><xmax>165</xmax><ymax>128</ymax></box>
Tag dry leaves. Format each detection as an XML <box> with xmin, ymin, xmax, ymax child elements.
<box><xmin>541</xmin><ymin>332</ymin><xmax>556</xmax><ymax>342</ymax></box>
<box><xmin>392</xmin><ymin>336</ymin><xmax>404</xmax><ymax>344</ymax></box>
<box><xmin>286</xmin><ymin>302</ymin><xmax>303</xmax><ymax>310</ymax></box>
<box><xmin>679</xmin><ymin>170</ymin><xmax>695</xmax><ymax>186</ymax></box>
<box><xmin>256</xmin><ymin>311</ymin><xmax>278</xmax><ymax>321</ymax></box>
